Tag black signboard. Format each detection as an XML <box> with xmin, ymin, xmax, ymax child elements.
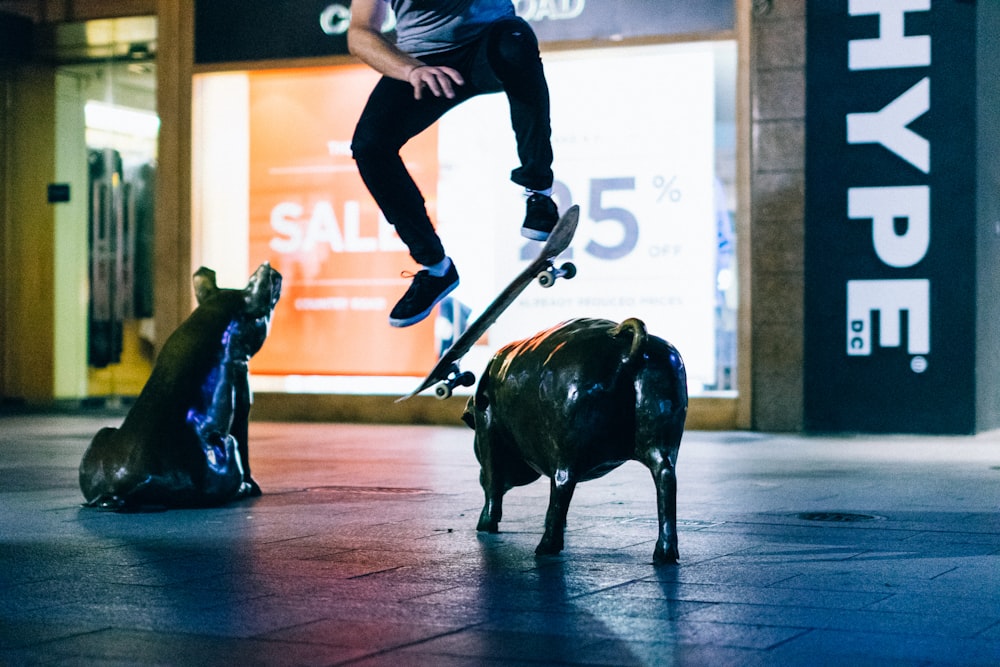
<box><xmin>194</xmin><ymin>0</ymin><xmax>734</xmax><ymax>65</ymax></box>
<box><xmin>804</xmin><ymin>1</ymin><xmax>977</xmax><ymax>433</ymax></box>
<box><xmin>195</xmin><ymin>1</ymin><xmax>347</xmax><ymax>64</ymax></box>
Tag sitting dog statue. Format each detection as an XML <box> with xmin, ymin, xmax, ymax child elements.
<box><xmin>463</xmin><ymin>317</ymin><xmax>687</xmax><ymax>564</ymax></box>
<box><xmin>79</xmin><ymin>263</ymin><xmax>281</xmax><ymax>510</ymax></box>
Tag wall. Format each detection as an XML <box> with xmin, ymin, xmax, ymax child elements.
<box><xmin>748</xmin><ymin>0</ymin><xmax>805</xmax><ymax>431</ymax></box>
<box><xmin>0</xmin><ymin>64</ymin><xmax>7</xmax><ymax>400</ymax></box>
<box><xmin>153</xmin><ymin>0</ymin><xmax>195</xmax><ymax>350</ymax></box>
<box><xmin>5</xmin><ymin>65</ymin><xmax>58</xmax><ymax>401</ymax></box>
<box><xmin>0</xmin><ymin>10</ymin><xmax>32</xmax><ymax>403</ymax></box>
<box><xmin>976</xmin><ymin>3</ymin><xmax>1000</xmax><ymax>430</ymax></box>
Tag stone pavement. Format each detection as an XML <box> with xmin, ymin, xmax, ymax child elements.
<box><xmin>1</xmin><ymin>412</ymin><xmax>998</xmax><ymax>666</ymax></box>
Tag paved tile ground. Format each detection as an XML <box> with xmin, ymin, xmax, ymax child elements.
<box><xmin>1</xmin><ymin>412</ymin><xmax>998</xmax><ymax>666</ymax></box>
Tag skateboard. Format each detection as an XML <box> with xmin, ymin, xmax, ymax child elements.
<box><xmin>398</xmin><ymin>204</ymin><xmax>580</xmax><ymax>402</ymax></box>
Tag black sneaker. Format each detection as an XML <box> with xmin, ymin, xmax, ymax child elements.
<box><xmin>389</xmin><ymin>261</ymin><xmax>459</xmax><ymax>328</ymax></box>
<box><xmin>521</xmin><ymin>193</ymin><xmax>559</xmax><ymax>241</ymax></box>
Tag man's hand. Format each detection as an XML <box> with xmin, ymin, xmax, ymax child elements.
<box><xmin>407</xmin><ymin>65</ymin><xmax>465</xmax><ymax>100</ymax></box>
<box><xmin>349</xmin><ymin>0</ymin><xmax>466</xmax><ymax>100</ymax></box>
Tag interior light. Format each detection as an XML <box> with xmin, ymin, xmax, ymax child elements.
<box><xmin>84</xmin><ymin>101</ymin><xmax>160</xmax><ymax>139</ymax></box>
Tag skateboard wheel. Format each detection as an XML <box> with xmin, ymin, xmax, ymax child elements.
<box><xmin>538</xmin><ymin>270</ymin><xmax>556</xmax><ymax>288</ymax></box>
<box><xmin>560</xmin><ymin>262</ymin><xmax>577</xmax><ymax>280</ymax></box>
<box><xmin>456</xmin><ymin>371</ymin><xmax>476</xmax><ymax>388</ymax></box>
<box><xmin>434</xmin><ymin>383</ymin><xmax>453</xmax><ymax>400</ymax></box>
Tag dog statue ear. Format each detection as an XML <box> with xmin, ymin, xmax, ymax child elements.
<box><xmin>192</xmin><ymin>267</ymin><xmax>219</xmax><ymax>305</ymax></box>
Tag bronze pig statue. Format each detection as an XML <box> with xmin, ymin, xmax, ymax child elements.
<box><xmin>79</xmin><ymin>263</ymin><xmax>281</xmax><ymax>510</ymax></box>
<box><xmin>463</xmin><ymin>317</ymin><xmax>687</xmax><ymax>564</ymax></box>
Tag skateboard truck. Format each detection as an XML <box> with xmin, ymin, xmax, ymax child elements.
<box><xmin>434</xmin><ymin>364</ymin><xmax>477</xmax><ymax>400</ymax></box>
<box><xmin>538</xmin><ymin>262</ymin><xmax>576</xmax><ymax>288</ymax></box>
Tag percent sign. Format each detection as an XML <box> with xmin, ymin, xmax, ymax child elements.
<box><xmin>653</xmin><ymin>175</ymin><xmax>681</xmax><ymax>203</ymax></box>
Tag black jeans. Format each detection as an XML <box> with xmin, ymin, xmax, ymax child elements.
<box><xmin>351</xmin><ymin>17</ymin><xmax>554</xmax><ymax>266</ymax></box>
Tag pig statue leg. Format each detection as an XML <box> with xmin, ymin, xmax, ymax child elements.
<box><xmin>79</xmin><ymin>426</ymin><xmax>126</xmax><ymax>508</ymax></box>
<box><xmin>474</xmin><ymin>426</ymin><xmax>509</xmax><ymax>533</ymax></box>
<box><xmin>476</xmin><ymin>468</ymin><xmax>504</xmax><ymax>533</ymax></box>
<box><xmin>473</xmin><ymin>427</ymin><xmax>541</xmax><ymax>533</ymax></box>
<box><xmin>643</xmin><ymin>450</ymin><xmax>680</xmax><ymax>564</ymax></box>
<box><xmin>536</xmin><ymin>470</ymin><xmax>576</xmax><ymax>556</ymax></box>
<box><xmin>634</xmin><ymin>358</ymin><xmax>685</xmax><ymax>564</ymax></box>
<box><xmin>231</xmin><ymin>371</ymin><xmax>260</xmax><ymax>497</ymax></box>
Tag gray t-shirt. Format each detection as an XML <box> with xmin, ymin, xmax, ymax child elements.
<box><xmin>389</xmin><ymin>0</ymin><xmax>516</xmax><ymax>56</ymax></box>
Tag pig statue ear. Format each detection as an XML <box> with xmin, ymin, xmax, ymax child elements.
<box><xmin>192</xmin><ymin>267</ymin><xmax>219</xmax><ymax>305</ymax></box>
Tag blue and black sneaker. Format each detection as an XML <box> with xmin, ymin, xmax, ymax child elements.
<box><xmin>520</xmin><ymin>192</ymin><xmax>559</xmax><ymax>241</ymax></box>
<box><xmin>389</xmin><ymin>261</ymin><xmax>460</xmax><ymax>328</ymax></box>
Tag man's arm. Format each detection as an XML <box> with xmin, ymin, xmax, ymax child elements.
<box><xmin>348</xmin><ymin>0</ymin><xmax>464</xmax><ymax>99</ymax></box>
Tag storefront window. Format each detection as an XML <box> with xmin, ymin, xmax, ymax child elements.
<box><xmin>193</xmin><ymin>39</ymin><xmax>738</xmax><ymax>397</ymax></box>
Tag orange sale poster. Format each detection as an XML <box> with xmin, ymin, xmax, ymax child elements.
<box><xmin>246</xmin><ymin>65</ymin><xmax>440</xmax><ymax>376</ymax></box>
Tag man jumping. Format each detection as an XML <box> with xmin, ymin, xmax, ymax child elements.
<box><xmin>349</xmin><ymin>0</ymin><xmax>558</xmax><ymax>327</ymax></box>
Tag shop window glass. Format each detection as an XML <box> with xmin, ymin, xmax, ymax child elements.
<box><xmin>193</xmin><ymin>39</ymin><xmax>738</xmax><ymax>397</ymax></box>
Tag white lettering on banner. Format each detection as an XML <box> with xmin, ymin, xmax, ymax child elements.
<box><xmin>297</xmin><ymin>296</ymin><xmax>348</xmax><ymax>311</ymax></box>
<box><xmin>327</xmin><ymin>140</ymin><xmax>352</xmax><ymax>156</ymax></box>
<box><xmin>302</xmin><ymin>201</ymin><xmax>344</xmax><ymax>252</ymax></box>
<box><xmin>319</xmin><ymin>4</ymin><xmax>396</xmax><ymax>36</ymax></box>
<box><xmin>847</xmin><ymin>280</ymin><xmax>930</xmax><ymax>355</ymax></box>
<box><xmin>319</xmin><ymin>4</ymin><xmax>349</xmax><ymax>35</ymax></box>
<box><xmin>848</xmin><ymin>0</ymin><xmax>931</xmax><ymax>70</ymax></box>
<box><xmin>269</xmin><ymin>201</ymin><xmax>406</xmax><ymax>254</ymax></box>
<box><xmin>294</xmin><ymin>296</ymin><xmax>388</xmax><ymax>311</ymax></box>
<box><xmin>848</xmin><ymin>185</ymin><xmax>929</xmax><ymax>267</ymax></box>
<box><xmin>270</xmin><ymin>202</ymin><xmax>306</xmax><ymax>254</ymax></box>
<box><xmin>513</xmin><ymin>0</ymin><xmax>585</xmax><ymax>21</ymax></box>
<box><xmin>846</xmin><ymin>77</ymin><xmax>930</xmax><ymax>173</ymax></box>
<box><xmin>844</xmin><ymin>3</ymin><xmax>932</xmax><ymax>367</ymax></box>
<box><xmin>342</xmin><ymin>201</ymin><xmax>375</xmax><ymax>252</ymax></box>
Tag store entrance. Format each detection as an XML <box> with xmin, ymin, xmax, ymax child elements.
<box><xmin>57</xmin><ymin>17</ymin><xmax>158</xmax><ymax>399</ymax></box>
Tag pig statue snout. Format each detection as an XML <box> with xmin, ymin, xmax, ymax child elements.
<box><xmin>463</xmin><ymin>317</ymin><xmax>687</xmax><ymax>564</ymax></box>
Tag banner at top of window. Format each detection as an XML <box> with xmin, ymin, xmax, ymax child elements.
<box><xmin>194</xmin><ymin>0</ymin><xmax>735</xmax><ymax>65</ymax></box>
